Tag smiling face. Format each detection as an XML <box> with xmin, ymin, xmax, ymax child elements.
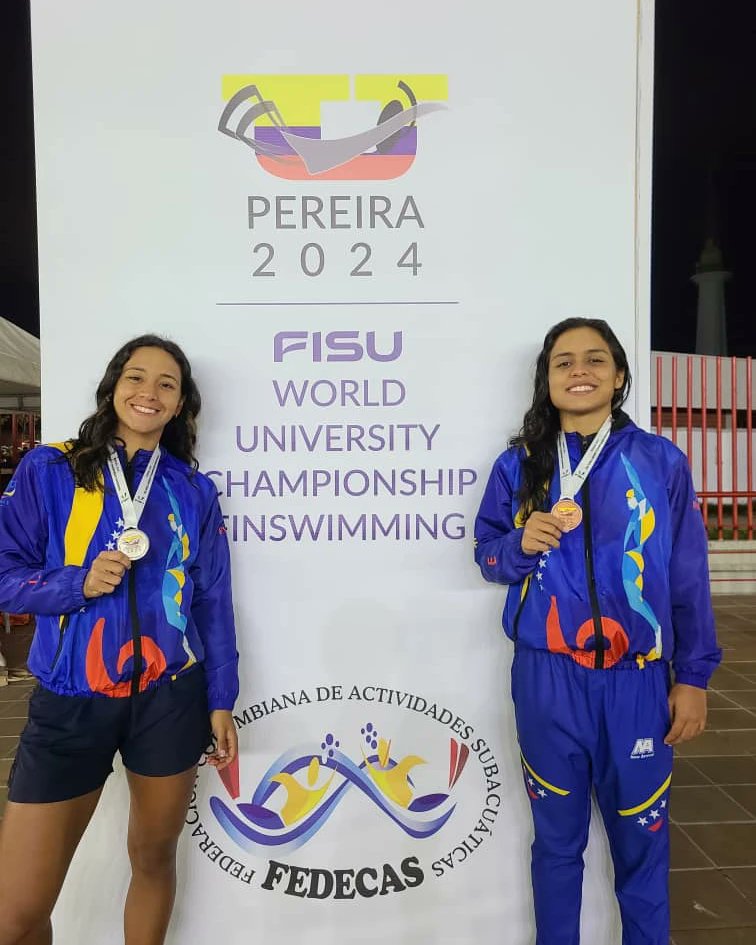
<box><xmin>547</xmin><ymin>326</ymin><xmax>625</xmax><ymax>433</ymax></box>
<box><xmin>112</xmin><ymin>346</ymin><xmax>184</xmax><ymax>454</ymax></box>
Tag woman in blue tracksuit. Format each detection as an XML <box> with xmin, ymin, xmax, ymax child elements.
<box><xmin>474</xmin><ymin>318</ymin><xmax>720</xmax><ymax>945</ymax></box>
<box><xmin>0</xmin><ymin>336</ymin><xmax>239</xmax><ymax>945</ymax></box>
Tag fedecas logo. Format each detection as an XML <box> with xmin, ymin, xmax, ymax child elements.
<box><xmin>186</xmin><ymin>682</ymin><xmax>502</xmax><ymax>901</ymax></box>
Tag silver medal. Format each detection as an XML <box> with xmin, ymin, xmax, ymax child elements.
<box><xmin>107</xmin><ymin>445</ymin><xmax>161</xmax><ymax>563</ymax></box>
<box><xmin>117</xmin><ymin>527</ymin><xmax>150</xmax><ymax>561</ymax></box>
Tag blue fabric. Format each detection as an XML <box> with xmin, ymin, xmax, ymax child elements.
<box><xmin>474</xmin><ymin>418</ymin><xmax>721</xmax><ymax>687</ymax></box>
<box><xmin>0</xmin><ymin>444</ymin><xmax>239</xmax><ymax>710</ymax></box>
<box><xmin>513</xmin><ymin>648</ymin><xmax>673</xmax><ymax>945</ymax></box>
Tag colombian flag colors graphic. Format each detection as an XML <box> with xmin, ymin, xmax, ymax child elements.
<box><xmin>219</xmin><ymin>74</ymin><xmax>448</xmax><ymax>180</ymax></box>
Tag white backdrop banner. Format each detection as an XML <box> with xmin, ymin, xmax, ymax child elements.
<box><xmin>31</xmin><ymin>1</ymin><xmax>654</xmax><ymax>942</ymax></box>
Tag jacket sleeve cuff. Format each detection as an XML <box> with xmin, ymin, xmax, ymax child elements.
<box><xmin>673</xmin><ymin>670</ymin><xmax>710</xmax><ymax>690</ymax></box>
<box><xmin>205</xmin><ymin>658</ymin><xmax>240</xmax><ymax>711</ymax></box>
<box><xmin>503</xmin><ymin>528</ymin><xmax>541</xmax><ymax>576</ymax></box>
<box><xmin>65</xmin><ymin>567</ymin><xmax>88</xmax><ymax>612</ymax></box>
<box><xmin>514</xmin><ymin>542</ymin><xmax>540</xmax><ymax>567</ymax></box>
<box><xmin>208</xmin><ymin>689</ymin><xmax>238</xmax><ymax>712</ymax></box>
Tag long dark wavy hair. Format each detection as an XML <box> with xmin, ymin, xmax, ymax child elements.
<box><xmin>510</xmin><ymin>317</ymin><xmax>632</xmax><ymax>516</ymax></box>
<box><xmin>64</xmin><ymin>335</ymin><xmax>201</xmax><ymax>491</ymax></box>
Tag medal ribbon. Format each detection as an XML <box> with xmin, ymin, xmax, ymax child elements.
<box><xmin>106</xmin><ymin>445</ymin><xmax>161</xmax><ymax>530</ymax></box>
<box><xmin>556</xmin><ymin>415</ymin><xmax>612</xmax><ymax>500</ymax></box>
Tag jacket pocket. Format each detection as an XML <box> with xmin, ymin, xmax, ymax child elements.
<box><xmin>50</xmin><ymin>614</ymin><xmax>70</xmax><ymax>671</ymax></box>
<box><xmin>510</xmin><ymin>576</ymin><xmax>534</xmax><ymax>643</ymax></box>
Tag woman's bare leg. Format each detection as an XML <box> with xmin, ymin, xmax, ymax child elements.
<box><xmin>123</xmin><ymin>767</ymin><xmax>196</xmax><ymax>945</ymax></box>
<box><xmin>0</xmin><ymin>789</ymin><xmax>103</xmax><ymax>945</ymax></box>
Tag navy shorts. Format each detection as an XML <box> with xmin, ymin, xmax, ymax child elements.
<box><xmin>8</xmin><ymin>666</ymin><xmax>212</xmax><ymax>803</ymax></box>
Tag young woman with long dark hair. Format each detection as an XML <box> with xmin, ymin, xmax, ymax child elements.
<box><xmin>0</xmin><ymin>335</ymin><xmax>239</xmax><ymax>945</ymax></box>
<box><xmin>474</xmin><ymin>318</ymin><xmax>720</xmax><ymax>945</ymax></box>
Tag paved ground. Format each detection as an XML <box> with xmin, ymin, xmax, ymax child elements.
<box><xmin>0</xmin><ymin>619</ymin><xmax>34</xmax><ymax>812</ymax></box>
<box><xmin>1</xmin><ymin>600</ymin><xmax>756</xmax><ymax>942</ymax></box>
<box><xmin>669</xmin><ymin>595</ymin><xmax>756</xmax><ymax>944</ymax></box>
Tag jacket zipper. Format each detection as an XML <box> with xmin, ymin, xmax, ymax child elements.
<box><xmin>580</xmin><ymin>436</ymin><xmax>605</xmax><ymax>669</ymax></box>
<box><xmin>50</xmin><ymin>613</ymin><xmax>70</xmax><ymax>670</ymax></box>
<box><xmin>125</xmin><ymin>459</ymin><xmax>143</xmax><ymax>698</ymax></box>
<box><xmin>128</xmin><ymin>563</ymin><xmax>142</xmax><ymax>697</ymax></box>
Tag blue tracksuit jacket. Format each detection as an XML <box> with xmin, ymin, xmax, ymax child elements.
<box><xmin>474</xmin><ymin>417</ymin><xmax>720</xmax><ymax>687</ymax></box>
<box><xmin>0</xmin><ymin>444</ymin><xmax>239</xmax><ymax>710</ymax></box>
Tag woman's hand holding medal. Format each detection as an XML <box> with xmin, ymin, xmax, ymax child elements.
<box><xmin>521</xmin><ymin>511</ymin><xmax>563</xmax><ymax>555</ymax></box>
<box><xmin>83</xmin><ymin>550</ymin><xmax>132</xmax><ymax>598</ymax></box>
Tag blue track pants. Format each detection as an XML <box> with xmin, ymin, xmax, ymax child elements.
<box><xmin>512</xmin><ymin>647</ymin><xmax>673</xmax><ymax>945</ymax></box>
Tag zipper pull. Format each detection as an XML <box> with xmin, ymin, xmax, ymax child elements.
<box><xmin>636</xmin><ymin>654</ymin><xmax>646</xmax><ymax>670</ymax></box>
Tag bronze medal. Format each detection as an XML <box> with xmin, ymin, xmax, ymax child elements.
<box><xmin>551</xmin><ymin>497</ymin><xmax>583</xmax><ymax>532</ymax></box>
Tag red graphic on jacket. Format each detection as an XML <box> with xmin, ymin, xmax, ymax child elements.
<box><xmin>85</xmin><ymin>617</ymin><xmax>168</xmax><ymax>696</ymax></box>
<box><xmin>546</xmin><ymin>596</ymin><xmax>629</xmax><ymax>669</ymax></box>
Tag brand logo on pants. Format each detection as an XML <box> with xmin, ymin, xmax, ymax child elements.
<box><xmin>630</xmin><ymin>737</ymin><xmax>655</xmax><ymax>759</ymax></box>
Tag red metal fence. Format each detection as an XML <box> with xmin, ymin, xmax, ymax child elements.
<box><xmin>0</xmin><ymin>411</ymin><xmax>39</xmax><ymax>492</ymax></box>
<box><xmin>653</xmin><ymin>353</ymin><xmax>755</xmax><ymax>540</ymax></box>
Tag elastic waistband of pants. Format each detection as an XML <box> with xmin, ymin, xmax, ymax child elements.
<box><xmin>134</xmin><ymin>661</ymin><xmax>204</xmax><ymax>696</ymax></box>
<box><xmin>36</xmin><ymin>661</ymin><xmax>204</xmax><ymax>701</ymax></box>
<box><xmin>514</xmin><ymin>646</ymin><xmax>670</xmax><ymax>672</ymax></box>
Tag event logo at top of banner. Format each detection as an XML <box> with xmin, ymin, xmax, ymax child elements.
<box><xmin>218</xmin><ymin>74</ymin><xmax>448</xmax><ymax>181</ymax></box>
<box><xmin>186</xmin><ymin>684</ymin><xmax>502</xmax><ymax>900</ymax></box>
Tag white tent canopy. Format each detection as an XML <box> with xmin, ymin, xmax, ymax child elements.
<box><xmin>0</xmin><ymin>316</ymin><xmax>40</xmax><ymax>396</ymax></box>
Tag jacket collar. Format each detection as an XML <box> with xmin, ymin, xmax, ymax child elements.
<box><xmin>562</xmin><ymin>410</ymin><xmax>636</xmax><ymax>449</ymax></box>
<box><xmin>110</xmin><ymin>440</ymin><xmax>162</xmax><ymax>469</ymax></box>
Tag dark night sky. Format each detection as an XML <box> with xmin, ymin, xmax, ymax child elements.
<box><xmin>652</xmin><ymin>1</ymin><xmax>756</xmax><ymax>356</ymax></box>
<box><xmin>1</xmin><ymin>2</ymin><xmax>755</xmax><ymax>351</ymax></box>
<box><xmin>0</xmin><ymin>1</ymin><xmax>37</xmax><ymax>337</ymax></box>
